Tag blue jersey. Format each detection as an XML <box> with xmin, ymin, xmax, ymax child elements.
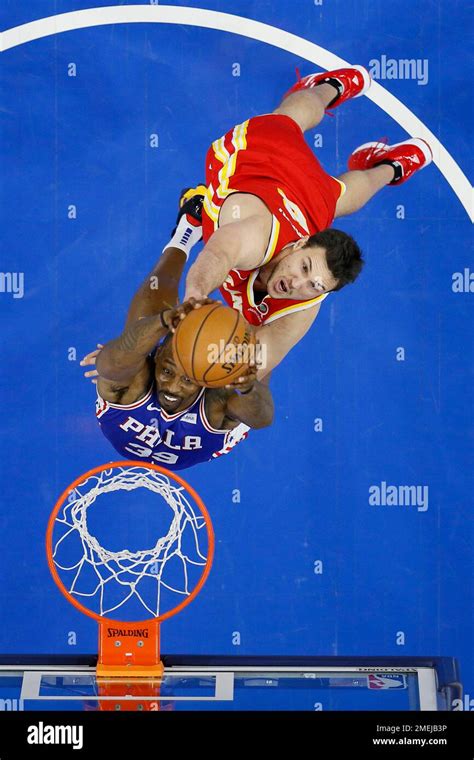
<box><xmin>96</xmin><ymin>385</ymin><xmax>249</xmax><ymax>470</ymax></box>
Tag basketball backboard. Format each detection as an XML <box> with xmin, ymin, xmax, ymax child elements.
<box><xmin>0</xmin><ymin>655</ymin><xmax>461</xmax><ymax>712</ymax></box>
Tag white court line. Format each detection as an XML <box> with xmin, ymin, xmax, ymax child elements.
<box><xmin>0</xmin><ymin>5</ymin><xmax>472</xmax><ymax>221</ymax></box>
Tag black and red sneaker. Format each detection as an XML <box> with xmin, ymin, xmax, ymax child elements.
<box><xmin>348</xmin><ymin>138</ymin><xmax>433</xmax><ymax>185</ymax></box>
<box><xmin>172</xmin><ymin>184</ymin><xmax>207</xmax><ymax>234</ymax></box>
<box><xmin>283</xmin><ymin>65</ymin><xmax>371</xmax><ymax>109</ymax></box>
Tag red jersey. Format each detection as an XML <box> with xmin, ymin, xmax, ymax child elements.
<box><xmin>202</xmin><ymin>114</ymin><xmax>345</xmax><ymax>326</ymax></box>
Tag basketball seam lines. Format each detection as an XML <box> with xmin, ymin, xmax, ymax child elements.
<box><xmin>203</xmin><ymin>307</ymin><xmax>241</xmax><ymax>385</ymax></box>
<box><xmin>173</xmin><ymin>325</ymin><xmax>186</xmax><ymax>379</ymax></box>
<box><xmin>190</xmin><ymin>304</ymin><xmax>222</xmax><ymax>381</ymax></box>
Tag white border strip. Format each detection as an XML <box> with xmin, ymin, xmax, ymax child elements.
<box><xmin>20</xmin><ymin>669</ymin><xmax>234</xmax><ymax>702</ymax></box>
<box><xmin>0</xmin><ymin>5</ymin><xmax>472</xmax><ymax>221</ymax></box>
<box><xmin>417</xmin><ymin>667</ymin><xmax>439</xmax><ymax>711</ymax></box>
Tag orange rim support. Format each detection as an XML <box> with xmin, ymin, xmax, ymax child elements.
<box><xmin>46</xmin><ymin>461</ymin><xmax>214</xmax><ymax>678</ymax></box>
<box><xmin>97</xmin><ymin>621</ymin><xmax>164</xmax><ymax>679</ymax></box>
<box><xmin>98</xmin><ymin>675</ymin><xmax>164</xmax><ymax>712</ymax></box>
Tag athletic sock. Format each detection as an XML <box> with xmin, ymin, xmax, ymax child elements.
<box><xmin>316</xmin><ymin>76</ymin><xmax>343</xmax><ymax>107</ymax></box>
<box><xmin>164</xmin><ymin>215</ymin><xmax>202</xmax><ymax>259</ymax></box>
<box><xmin>374</xmin><ymin>159</ymin><xmax>402</xmax><ymax>184</ymax></box>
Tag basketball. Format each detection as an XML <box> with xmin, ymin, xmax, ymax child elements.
<box><xmin>172</xmin><ymin>303</ymin><xmax>256</xmax><ymax>388</ymax></box>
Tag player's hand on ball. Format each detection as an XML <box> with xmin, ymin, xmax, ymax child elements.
<box><xmin>183</xmin><ymin>287</ymin><xmax>208</xmax><ymax>303</ymax></box>
<box><xmin>225</xmin><ymin>364</ymin><xmax>258</xmax><ymax>393</ymax></box>
<box><xmin>225</xmin><ymin>336</ymin><xmax>262</xmax><ymax>393</ymax></box>
<box><xmin>163</xmin><ymin>298</ymin><xmax>220</xmax><ymax>333</ymax></box>
<box><xmin>225</xmin><ymin>334</ymin><xmax>264</xmax><ymax>393</ymax></box>
<box><xmin>79</xmin><ymin>344</ymin><xmax>103</xmax><ymax>384</ymax></box>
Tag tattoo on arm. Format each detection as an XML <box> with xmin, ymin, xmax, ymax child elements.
<box><xmin>125</xmin><ymin>247</ymin><xmax>185</xmax><ymax>326</ymax></box>
<box><xmin>97</xmin><ymin>315</ymin><xmax>168</xmax><ymax>383</ymax></box>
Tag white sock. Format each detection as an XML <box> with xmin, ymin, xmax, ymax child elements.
<box><xmin>164</xmin><ymin>215</ymin><xmax>202</xmax><ymax>259</ymax></box>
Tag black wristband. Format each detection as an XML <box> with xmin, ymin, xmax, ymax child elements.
<box><xmin>237</xmin><ymin>386</ymin><xmax>254</xmax><ymax>395</ymax></box>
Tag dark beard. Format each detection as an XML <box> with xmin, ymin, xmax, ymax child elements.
<box><xmin>256</xmin><ymin>260</ymin><xmax>279</xmax><ymax>292</ymax></box>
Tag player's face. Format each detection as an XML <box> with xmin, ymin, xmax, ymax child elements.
<box><xmin>155</xmin><ymin>345</ymin><xmax>201</xmax><ymax>413</ymax></box>
<box><xmin>267</xmin><ymin>242</ymin><xmax>339</xmax><ymax>300</ymax></box>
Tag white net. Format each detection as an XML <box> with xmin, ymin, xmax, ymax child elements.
<box><xmin>51</xmin><ymin>465</ymin><xmax>210</xmax><ymax>620</ymax></box>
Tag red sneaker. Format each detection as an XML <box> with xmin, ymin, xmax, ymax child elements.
<box><xmin>348</xmin><ymin>138</ymin><xmax>433</xmax><ymax>184</ymax></box>
<box><xmin>283</xmin><ymin>65</ymin><xmax>371</xmax><ymax>109</ymax></box>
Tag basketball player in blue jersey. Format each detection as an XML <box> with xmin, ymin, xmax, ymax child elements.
<box><xmin>81</xmin><ymin>189</ymin><xmax>273</xmax><ymax>471</ymax></box>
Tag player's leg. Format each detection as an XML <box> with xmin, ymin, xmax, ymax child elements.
<box><xmin>274</xmin><ymin>65</ymin><xmax>371</xmax><ymax>132</ymax></box>
<box><xmin>274</xmin><ymin>83</ymin><xmax>340</xmax><ymax>133</ymax></box>
<box><xmin>126</xmin><ymin>187</ymin><xmax>205</xmax><ymax>325</ymax></box>
<box><xmin>334</xmin><ymin>138</ymin><xmax>433</xmax><ymax>218</ymax></box>
<box><xmin>334</xmin><ymin>165</ymin><xmax>395</xmax><ymax>217</ymax></box>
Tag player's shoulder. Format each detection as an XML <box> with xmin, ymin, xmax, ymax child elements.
<box><xmin>265</xmin><ymin>299</ymin><xmax>322</xmax><ymax>331</ymax></box>
<box><xmin>203</xmin><ymin>387</ymin><xmax>227</xmax><ymax>414</ymax></box>
<box><xmin>202</xmin><ymin>388</ymin><xmax>237</xmax><ymax>431</ymax></box>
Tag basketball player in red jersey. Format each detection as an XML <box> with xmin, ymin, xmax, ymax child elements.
<box><xmin>183</xmin><ymin>65</ymin><xmax>433</xmax><ymax>378</ymax></box>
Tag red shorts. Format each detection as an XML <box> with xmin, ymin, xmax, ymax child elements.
<box><xmin>202</xmin><ymin>113</ymin><xmax>345</xmax><ymax>262</ymax></box>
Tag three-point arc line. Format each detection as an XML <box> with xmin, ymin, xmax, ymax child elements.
<box><xmin>0</xmin><ymin>4</ymin><xmax>472</xmax><ymax>221</ymax></box>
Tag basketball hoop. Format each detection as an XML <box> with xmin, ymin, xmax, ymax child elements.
<box><xmin>46</xmin><ymin>461</ymin><xmax>214</xmax><ymax>680</ymax></box>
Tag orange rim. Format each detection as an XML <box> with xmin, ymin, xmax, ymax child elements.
<box><xmin>46</xmin><ymin>460</ymin><xmax>214</xmax><ymax>624</ymax></box>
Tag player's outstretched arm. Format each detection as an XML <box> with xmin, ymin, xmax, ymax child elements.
<box><xmin>125</xmin><ymin>188</ymin><xmax>204</xmax><ymax>325</ymax></box>
<box><xmin>255</xmin><ymin>303</ymin><xmax>321</xmax><ymax>379</ymax></box>
<box><xmin>125</xmin><ymin>247</ymin><xmax>186</xmax><ymax>327</ymax></box>
<box><xmin>184</xmin><ymin>214</ymin><xmax>270</xmax><ymax>301</ymax></box>
<box><xmin>224</xmin><ymin>375</ymin><xmax>274</xmax><ymax>429</ymax></box>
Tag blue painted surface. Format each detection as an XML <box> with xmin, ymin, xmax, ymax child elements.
<box><xmin>0</xmin><ymin>1</ymin><xmax>472</xmax><ymax>705</ymax></box>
